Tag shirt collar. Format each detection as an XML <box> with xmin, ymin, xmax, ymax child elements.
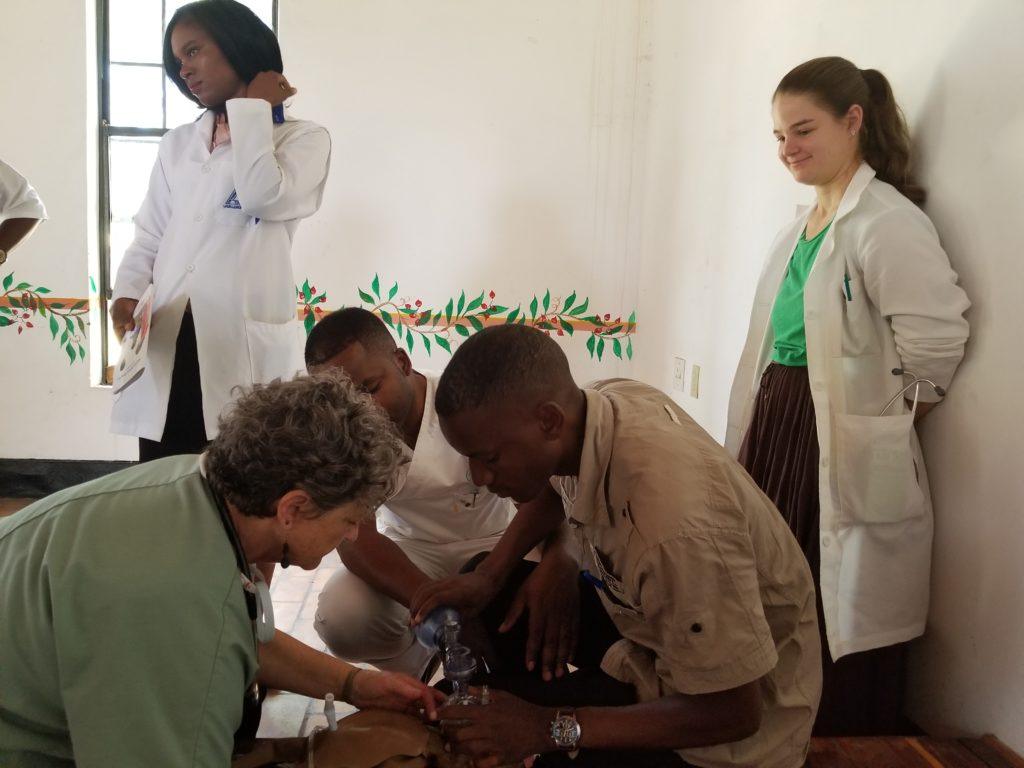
<box><xmin>560</xmin><ymin>387</ymin><xmax>616</xmax><ymax>526</ymax></box>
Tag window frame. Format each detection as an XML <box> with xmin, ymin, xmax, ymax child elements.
<box><xmin>95</xmin><ymin>0</ymin><xmax>279</xmax><ymax>383</ymax></box>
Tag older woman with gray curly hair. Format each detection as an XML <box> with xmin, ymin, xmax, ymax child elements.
<box><xmin>0</xmin><ymin>371</ymin><xmax>444</xmax><ymax>768</ymax></box>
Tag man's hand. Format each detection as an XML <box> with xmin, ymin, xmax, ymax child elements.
<box><xmin>502</xmin><ymin>551</ymin><xmax>580</xmax><ymax>680</ymax></box>
<box><xmin>110</xmin><ymin>297</ymin><xmax>139</xmax><ymax>342</ymax></box>
<box><xmin>246</xmin><ymin>70</ymin><xmax>297</xmax><ymax>106</ymax></box>
<box><xmin>348</xmin><ymin>669</ymin><xmax>446</xmax><ymax>721</ymax></box>
<box><xmin>441</xmin><ymin>689</ymin><xmax>553</xmax><ymax>768</ymax></box>
<box><xmin>409</xmin><ymin>570</ymin><xmax>501</xmax><ymax>626</ymax></box>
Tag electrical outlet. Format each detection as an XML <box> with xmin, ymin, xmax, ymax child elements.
<box><xmin>690</xmin><ymin>364</ymin><xmax>701</xmax><ymax>398</ymax></box>
<box><xmin>672</xmin><ymin>357</ymin><xmax>686</xmax><ymax>391</ymax></box>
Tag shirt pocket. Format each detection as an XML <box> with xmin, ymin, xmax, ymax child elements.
<box><xmin>587</xmin><ymin>542</ymin><xmax>644</xmax><ymax>619</ymax></box>
<box><xmin>214</xmin><ymin>207</ymin><xmax>253</xmax><ymax>228</ymax></box>
<box><xmin>833</xmin><ymin>412</ymin><xmax>925</xmax><ymax>525</ymax></box>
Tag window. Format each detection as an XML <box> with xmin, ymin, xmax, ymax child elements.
<box><xmin>97</xmin><ymin>0</ymin><xmax>276</xmax><ymax>381</ymax></box>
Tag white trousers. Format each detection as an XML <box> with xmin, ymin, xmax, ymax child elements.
<box><xmin>314</xmin><ymin>532</ymin><xmax>503</xmax><ymax>678</ymax></box>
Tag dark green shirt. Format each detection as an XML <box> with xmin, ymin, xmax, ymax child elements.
<box><xmin>770</xmin><ymin>223</ymin><xmax>831</xmax><ymax>366</ymax></box>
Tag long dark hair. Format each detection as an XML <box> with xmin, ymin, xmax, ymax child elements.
<box><xmin>163</xmin><ymin>0</ymin><xmax>283</xmax><ymax>108</ymax></box>
<box><xmin>775</xmin><ymin>57</ymin><xmax>924</xmax><ymax>204</ymax></box>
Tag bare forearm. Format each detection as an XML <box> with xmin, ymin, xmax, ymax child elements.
<box><xmin>575</xmin><ymin>683</ymin><xmax>763</xmax><ymax>752</ymax></box>
<box><xmin>257</xmin><ymin>630</ymin><xmax>353</xmax><ymax>700</ymax></box>
<box><xmin>476</xmin><ymin>487</ymin><xmax>565</xmax><ymax>583</ymax></box>
<box><xmin>340</xmin><ymin>524</ymin><xmax>430</xmax><ymax>608</ymax></box>
<box><xmin>0</xmin><ymin>218</ymin><xmax>41</xmax><ymax>252</ymax></box>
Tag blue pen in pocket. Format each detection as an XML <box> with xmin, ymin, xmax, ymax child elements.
<box><xmin>271</xmin><ymin>104</ymin><xmax>285</xmax><ymax>124</ymax></box>
<box><xmin>843</xmin><ymin>273</ymin><xmax>853</xmax><ymax>301</ymax></box>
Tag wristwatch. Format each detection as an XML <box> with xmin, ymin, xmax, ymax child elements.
<box><xmin>550</xmin><ymin>709</ymin><xmax>582</xmax><ymax>751</ymax></box>
<box><xmin>0</xmin><ymin>249</ymin><xmax>7</xmax><ymax>266</ymax></box>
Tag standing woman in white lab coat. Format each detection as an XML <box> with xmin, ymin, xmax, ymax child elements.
<box><xmin>726</xmin><ymin>57</ymin><xmax>969</xmax><ymax>735</ymax></box>
<box><xmin>110</xmin><ymin>0</ymin><xmax>330</xmax><ymax>461</ymax></box>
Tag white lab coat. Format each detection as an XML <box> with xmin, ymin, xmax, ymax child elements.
<box><xmin>726</xmin><ymin>163</ymin><xmax>970</xmax><ymax>661</ymax></box>
<box><xmin>111</xmin><ymin>99</ymin><xmax>330</xmax><ymax>440</ymax></box>
<box><xmin>0</xmin><ymin>158</ymin><xmax>47</xmax><ymax>221</ymax></box>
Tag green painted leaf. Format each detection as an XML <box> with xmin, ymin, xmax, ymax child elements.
<box><xmin>405</xmin><ymin>332</ymin><xmax>414</xmax><ymax>354</ymax></box>
<box><xmin>380</xmin><ymin>310</ymin><xmax>394</xmax><ymax>328</ymax></box>
<box><xmin>435</xmin><ymin>336</ymin><xmax>452</xmax><ymax>354</ymax></box>
<box><xmin>605</xmin><ymin>325</ymin><xmax>623</xmax><ymax>335</ymax></box>
<box><xmin>61</xmin><ymin>329</ymin><xmax>68</xmax><ymax>345</ymax></box>
<box><xmin>65</xmin><ymin>316</ymin><xmax>74</xmax><ymax>332</ymax></box>
<box><xmin>628</xmin><ymin>310</ymin><xmax>636</xmax><ymax>325</ymax></box>
<box><xmin>562</xmin><ymin>291</ymin><xmax>576</xmax><ymax>313</ymax></box>
<box><xmin>77</xmin><ymin>344</ymin><xmax>86</xmax><ymax>360</ymax></box>
<box><xmin>50</xmin><ymin>302</ymin><xmax>64</xmax><ymax>309</ymax></box>
<box><xmin>537</xmin><ymin>321</ymin><xmax>554</xmax><ymax>331</ymax></box>
<box><xmin>36</xmin><ymin>286</ymin><xmax>51</xmax><ymax>294</ymax></box>
<box><xmin>76</xmin><ymin>317</ymin><xmax>86</xmax><ymax>333</ymax></box>
<box><xmin>358</xmin><ymin>288</ymin><xmax>374</xmax><ymax>304</ymax></box>
<box><xmin>568</xmin><ymin>297</ymin><xmax>589</xmax><ymax>316</ymax></box>
<box><xmin>371</xmin><ymin>274</ymin><xmax>381</xmax><ymax>299</ymax></box>
<box><xmin>66</xmin><ymin>345</ymin><xmax>76</xmax><ymax>363</ymax></box>
<box><xmin>0</xmin><ymin>306</ymin><xmax>10</xmax><ymax>315</ymax></box>
<box><xmin>529</xmin><ymin>296</ymin><xmax>538</xmax><ymax>319</ymax></box>
<box><xmin>489</xmin><ymin>305</ymin><xmax>508</xmax><ymax>314</ymax></box>
<box><xmin>71</xmin><ymin>300</ymin><xmax>87</xmax><ymax>310</ymax></box>
<box><xmin>542</xmin><ymin>290</ymin><xmax>550</xmax><ymax>313</ymax></box>
<box><xmin>416</xmin><ymin>310</ymin><xmax>433</xmax><ymax>326</ymax></box>
<box><xmin>37</xmin><ymin>302</ymin><xmax>47</xmax><ymax>317</ymax></box>
<box><xmin>0</xmin><ymin>316</ymin><xmax>11</xmax><ymax>327</ymax></box>
<box><xmin>388</xmin><ymin>282</ymin><xmax>398</xmax><ymax>300</ymax></box>
<box><xmin>456</xmin><ymin>290</ymin><xmax>466</xmax><ymax>316</ymax></box>
<box><xmin>597</xmin><ymin>338</ymin><xmax>605</xmax><ymax>361</ymax></box>
<box><xmin>301</xmin><ymin>279</ymin><xmax>311</xmax><ymax>302</ymax></box>
<box><xmin>2</xmin><ymin>273</ymin><xmax>12</xmax><ymax>290</ymax></box>
<box><xmin>466</xmin><ymin>292</ymin><xmax>484</xmax><ymax>312</ymax></box>
<box><xmin>517</xmin><ymin>316</ymin><xmax>526</xmax><ymax>325</ymax></box>
<box><xmin>559</xmin><ymin>318</ymin><xmax>574</xmax><ymax>336</ymax></box>
<box><xmin>423</xmin><ymin>336</ymin><xmax>431</xmax><ymax>356</ymax></box>
<box><xmin>15</xmin><ymin>282</ymin><xmax>30</xmax><ymax>291</ymax></box>
<box><xmin>454</xmin><ymin>324</ymin><xmax>470</xmax><ymax>337</ymax></box>
<box><xmin>467</xmin><ymin>315</ymin><xmax>484</xmax><ymax>332</ymax></box>
<box><xmin>395</xmin><ymin>323</ymin><xmax>403</xmax><ymax>340</ymax></box>
<box><xmin>613</xmin><ymin>339</ymin><xmax>622</xmax><ymax>359</ymax></box>
<box><xmin>313</xmin><ymin>294</ymin><xmax>326</xmax><ymax>304</ymax></box>
<box><xmin>444</xmin><ymin>299</ymin><xmax>454</xmax><ymax>323</ymax></box>
<box><xmin>89</xmin><ymin>276</ymin><xmax>97</xmax><ymax>293</ymax></box>
<box><xmin>506</xmin><ymin>307</ymin><xmax>520</xmax><ymax>324</ymax></box>
<box><xmin>49</xmin><ymin>314</ymin><xmax>59</xmax><ymax>339</ymax></box>
<box><xmin>304</xmin><ymin>312</ymin><xmax>316</xmax><ymax>334</ymax></box>
<box><xmin>586</xmin><ymin>334</ymin><xmax>596</xmax><ymax>357</ymax></box>
<box><xmin>627</xmin><ymin>338</ymin><xmax>633</xmax><ymax>360</ymax></box>
<box><xmin>8</xmin><ymin>296</ymin><xmax>21</xmax><ymax>308</ymax></box>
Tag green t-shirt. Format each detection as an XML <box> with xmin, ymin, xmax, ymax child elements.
<box><xmin>770</xmin><ymin>222</ymin><xmax>832</xmax><ymax>366</ymax></box>
<box><xmin>0</xmin><ymin>456</ymin><xmax>258</xmax><ymax>768</ymax></box>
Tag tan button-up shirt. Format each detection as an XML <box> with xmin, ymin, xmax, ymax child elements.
<box><xmin>553</xmin><ymin>379</ymin><xmax>821</xmax><ymax>768</ymax></box>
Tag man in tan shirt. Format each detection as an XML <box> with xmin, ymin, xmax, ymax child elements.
<box><xmin>413</xmin><ymin>326</ymin><xmax>821</xmax><ymax>768</ymax></box>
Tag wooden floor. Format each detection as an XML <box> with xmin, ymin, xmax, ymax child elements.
<box><xmin>807</xmin><ymin>736</ymin><xmax>1024</xmax><ymax>768</ymax></box>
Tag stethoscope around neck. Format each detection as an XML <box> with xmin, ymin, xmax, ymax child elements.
<box><xmin>879</xmin><ymin>368</ymin><xmax>946</xmax><ymax>417</ymax></box>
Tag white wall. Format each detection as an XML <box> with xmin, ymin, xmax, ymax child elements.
<box><xmin>631</xmin><ymin>0</ymin><xmax>1024</xmax><ymax>753</ymax></box>
<box><xmin>2</xmin><ymin>0</ymin><xmax>1022</xmax><ymax>755</ymax></box>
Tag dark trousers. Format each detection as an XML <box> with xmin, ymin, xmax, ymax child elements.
<box><xmin>470</xmin><ymin>559</ymin><xmax>692</xmax><ymax>768</ymax></box>
<box><xmin>138</xmin><ymin>310</ymin><xmax>209</xmax><ymax>462</ymax></box>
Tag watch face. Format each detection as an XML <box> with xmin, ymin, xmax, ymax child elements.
<box><xmin>551</xmin><ymin>716</ymin><xmax>581</xmax><ymax>748</ymax></box>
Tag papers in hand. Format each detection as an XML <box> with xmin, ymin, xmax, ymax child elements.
<box><xmin>112</xmin><ymin>285</ymin><xmax>154</xmax><ymax>394</ymax></box>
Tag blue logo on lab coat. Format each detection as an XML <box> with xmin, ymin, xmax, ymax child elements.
<box><xmin>223</xmin><ymin>190</ymin><xmax>242</xmax><ymax>209</ymax></box>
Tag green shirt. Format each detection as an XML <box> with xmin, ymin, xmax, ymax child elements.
<box><xmin>770</xmin><ymin>222</ymin><xmax>831</xmax><ymax>366</ymax></box>
<box><xmin>0</xmin><ymin>456</ymin><xmax>258</xmax><ymax>768</ymax></box>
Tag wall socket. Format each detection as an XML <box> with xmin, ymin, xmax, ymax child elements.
<box><xmin>690</xmin><ymin>363</ymin><xmax>701</xmax><ymax>399</ymax></box>
<box><xmin>672</xmin><ymin>357</ymin><xmax>686</xmax><ymax>391</ymax></box>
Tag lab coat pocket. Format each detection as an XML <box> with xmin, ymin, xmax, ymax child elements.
<box><xmin>215</xmin><ymin>208</ymin><xmax>252</xmax><ymax>228</ymax></box>
<box><xmin>834</xmin><ymin>412</ymin><xmax>925</xmax><ymax>525</ymax></box>
<box><xmin>243</xmin><ymin>317</ymin><xmax>305</xmax><ymax>384</ymax></box>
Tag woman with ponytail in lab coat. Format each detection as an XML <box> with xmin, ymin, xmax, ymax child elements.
<box><xmin>110</xmin><ymin>0</ymin><xmax>330</xmax><ymax>461</ymax></box>
<box><xmin>726</xmin><ymin>57</ymin><xmax>970</xmax><ymax>735</ymax></box>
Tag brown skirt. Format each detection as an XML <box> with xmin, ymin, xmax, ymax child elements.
<box><xmin>739</xmin><ymin>362</ymin><xmax>911</xmax><ymax>737</ymax></box>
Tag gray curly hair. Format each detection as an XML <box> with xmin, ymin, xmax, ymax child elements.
<box><xmin>205</xmin><ymin>370</ymin><xmax>405</xmax><ymax>518</ymax></box>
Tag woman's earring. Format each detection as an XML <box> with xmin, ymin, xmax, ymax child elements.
<box><xmin>281</xmin><ymin>541</ymin><xmax>291</xmax><ymax>569</ymax></box>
